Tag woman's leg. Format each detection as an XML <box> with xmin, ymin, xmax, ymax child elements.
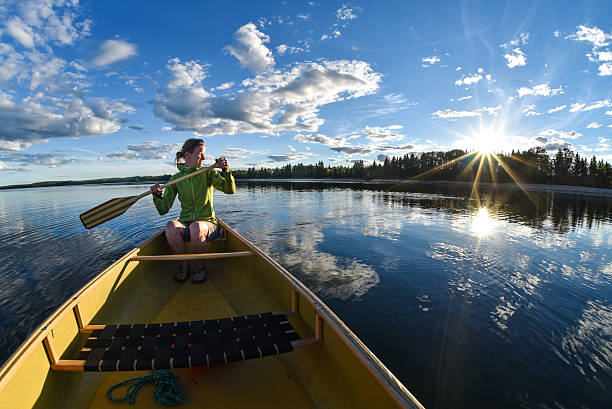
<box><xmin>189</xmin><ymin>221</ymin><xmax>215</xmax><ymax>271</ymax></box>
<box><xmin>165</xmin><ymin>220</ymin><xmax>188</xmax><ymax>272</ymax></box>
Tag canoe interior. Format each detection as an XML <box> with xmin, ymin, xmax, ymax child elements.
<box><xmin>0</xmin><ymin>222</ymin><xmax>421</xmax><ymax>409</ymax></box>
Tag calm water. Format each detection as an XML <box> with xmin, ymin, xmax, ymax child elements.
<box><xmin>1</xmin><ymin>182</ymin><xmax>611</xmax><ymax>409</ymax></box>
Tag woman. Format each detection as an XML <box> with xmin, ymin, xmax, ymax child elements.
<box><xmin>150</xmin><ymin>138</ymin><xmax>235</xmax><ymax>283</ymax></box>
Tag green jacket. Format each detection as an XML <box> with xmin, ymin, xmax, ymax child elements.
<box><xmin>153</xmin><ymin>164</ymin><xmax>235</xmax><ymax>224</ymax></box>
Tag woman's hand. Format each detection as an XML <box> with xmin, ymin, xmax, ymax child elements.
<box><xmin>215</xmin><ymin>157</ymin><xmax>229</xmax><ymax>170</ymax></box>
<box><xmin>150</xmin><ymin>182</ymin><xmax>162</xmax><ymax>197</ymax></box>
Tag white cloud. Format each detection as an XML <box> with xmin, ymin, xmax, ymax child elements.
<box><xmin>0</xmin><ymin>92</ymin><xmax>129</xmax><ymax>146</ymax></box>
<box><xmin>276</xmin><ymin>44</ymin><xmax>304</xmax><ymax>55</ymax></box>
<box><xmin>224</xmin><ymin>23</ymin><xmax>275</xmax><ymax>72</ymax></box>
<box><xmin>295</xmin><ymin>133</ymin><xmax>348</xmax><ymax>147</ymax></box>
<box><xmin>104</xmin><ymin>141</ymin><xmax>181</xmax><ymax>161</ymax></box>
<box><xmin>0</xmin><ymin>160</ymin><xmax>15</xmax><ymax>171</ymax></box>
<box><xmin>533</xmin><ymin>137</ymin><xmax>573</xmax><ymax>152</ymax></box>
<box><xmin>267</xmin><ymin>152</ymin><xmax>313</xmax><ymax>162</ymax></box>
<box><xmin>321</xmin><ymin>30</ymin><xmax>342</xmax><ymax>41</ymax></box>
<box><xmin>166</xmin><ymin>58</ymin><xmax>208</xmax><ymax>90</ymax></box>
<box><xmin>331</xmin><ymin>142</ymin><xmax>417</xmax><ymax>156</ymax></box>
<box><xmin>432</xmin><ymin>109</ymin><xmax>481</xmax><ymax>119</ymax></box>
<box><xmin>456</xmin><ymin>96</ymin><xmax>472</xmax><ymax>101</ymax></box>
<box><xmin>0</xmin><ymin>43</ymin><xmax>25</xmax><ymax>83</ymax></box>
<box><xmin>422</xmin><ymin>56</ymin><xmax>440</xmax><ymax>66</ymax></box>
<box><xmin>569</xmin><ymin>103</ymin><xmax>585</xmax><ymax>112</ymax></box>
<box><xmin>606</xmin><ymin>111</ymin><xmax>612</xmax><ymax>116</ymax></box>
<box><xmin>587</xmin><ymin>122</ymin><xmax>602</xmax><ymax>129</ymax></box>
<box><xmin>212</xmin><ymin>82</ymin><xmax>234</xmax><ymax>91</ymax></box>
<box><xmin>6</xmin><ymin>17</ymin><xmax>36</xmax><ymax>48</ymax></box>
<box><xmin>155</xmin><ymin>58</ymin><xmax>381</xmax><ymax>136</ymax></box>
<box><xmin>330</xmin><ymin>145</ymin><xmax>375</xmax><ymax>155</ymax></box>
<box><xmin>539</xmin><ymin>129</ymin><xmax>582</xmax><ymax>139</ymax></box>
<box><xmin>1</xmin><ymin>1</ymin><xmax>90</xmax><ymax>50</ymax></box>
<box><xmin>517</xmin><ymin>83</ymin><xmax>563</xmax><ymax>98</ymax></box>
<box><xmin>336</xmin><ymin>5</ymin><xmax>357</xmax><ymax>20</ymax></box>
<box><xmin>599</xmin><ymin>62</ymin><xmax>612</xmax><ymax>76</ymax></box>
<box><xmin>596</xmin><ymin>51</ymin><xmax>612</xmax><ymax>61</ymax></box>
<box><xmin>92</xmin><ymin>40</ymin><xmax>138</xmax><ymax>67</ymax></box>
<box><xmin>565</xmin><ymin>25</ymin><xmax>611</xmax><ymax>48</ymax></box>
<box><xmin>222</xmin><ymin>147</ymin><xmax>266</xmax><ymax>159</ymax></box>
<box><xmin>383</xmin><ymin>94</ymin><xmax>406</xmax><ymax>104</ymax></box>
<box><xmin>161</xmin><ymin>126</ymin><xmax>172</xmax><ymax>131</ymax></box>
<box><xmin>0</xmin><ymin>151</ymin><xmax>85</xmax><ymax>168</ymax></box>
<box><xmin>288</xmin><ymin>145</ymin><xmax>296</xmax><ymax>152</ymax></box>
<box><xmin>523</xmin><ymin>104</ymin><xmax>541</xmax><ymax>116</ymax></box>
<box><xmin>454</xmin><ymin>73</ymin><xmax>482</xmax><ymax>86</ymax></box>
<box><xmin>503</xmin><ymin>48</ymin><xmax>526</xmax><ymax>68</ymax></box>
<box><xmin>501</xmin><ymin>33</ymin><xmax>529</xmax><ymax>49</ymax></box>
<box><xmin>432</xmin><ymin>105</ymin><xmax>500</xmax><ymax>119</ymax></box>
<box><xmin>479</xmin><ymin>105</ymin><xmax>502</xmax><ymax>115</ymax></box>
<box><xmin>569</xmin><ymin>100</ymin><xmax>612</xmax><ymax>113</ymax></box>
<box><xmin>583</xmin><ymin>99</ymin><xmax>612</xmax><ymax>111</ymax></box>
<box><xmin>363</xmin><ymin>125</ymin><xmax>404</xmax><ymax>141</ymax></box>
<box><xmin>548</xmin><ymin>104</ymin><xmax>567</xmax><ymax>113</ymax></box>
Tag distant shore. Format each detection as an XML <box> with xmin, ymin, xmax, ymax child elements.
<box><xmin>386</xmin><ymin>179</ymin><xmax>612</xmax><ymax>197</ymax></box>
<box><xmin>2</xmin><ymin>176</ymin><xmax>611</xmax><ymax>197</ymax></box>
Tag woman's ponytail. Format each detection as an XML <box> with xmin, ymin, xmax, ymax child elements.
<box><xmin>175</xmin><ymin>151</ymin><xmax>184</xmax><ymax>165</ymax></box>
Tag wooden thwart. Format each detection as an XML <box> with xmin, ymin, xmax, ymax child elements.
<box><xmin>129</xmin><ymin>251</ymin><xmax>253</xmax><ymax>262</ymax></box>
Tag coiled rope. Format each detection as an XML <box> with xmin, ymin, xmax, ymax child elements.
<box><xmin>107</xmin><ymin>369</ymin><xmax>186</xmax><ymax>406</ymax></box>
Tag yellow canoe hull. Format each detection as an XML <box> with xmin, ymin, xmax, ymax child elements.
<box><xmin>0</xmin><ymin>220</ymin><xmax>423</xmax><ymax>409</ymax></box>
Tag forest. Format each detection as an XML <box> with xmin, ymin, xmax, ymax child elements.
<box><xmin>232</xmin><ymin>147</ymin><xmax>612</xmax><ymax>189</ymax></box>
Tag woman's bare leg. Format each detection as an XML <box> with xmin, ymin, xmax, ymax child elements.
<box><xmin>165</xmin><ymin>220</ymin><xmax>188</xmax><ymax>271</ymax></box>
<box><xmin>189</xmin><ymin>221</ymin><xmax>212</xmax><ymax>271</ymax></box>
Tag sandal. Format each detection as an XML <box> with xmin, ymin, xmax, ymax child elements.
<box><xmin>192</xmin><ymin>266</ymin><xmax>207</xmax><ymax>284</ymax></box>
<box><xmin>174</xmin><ymin>266</ymin><xmax>189</xmax><ymax>283</ymax></box>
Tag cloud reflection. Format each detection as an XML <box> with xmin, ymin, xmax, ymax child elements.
<box><xmin>560</xmin><ymin>300</ymin><xmax>612</xmax><ymax>381</ymax></box>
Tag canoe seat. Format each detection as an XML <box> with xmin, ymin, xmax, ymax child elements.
<box><xmin>52</xmin><ymin>312</ymin><xmax>302</xmax><ymax>372</ymax></box>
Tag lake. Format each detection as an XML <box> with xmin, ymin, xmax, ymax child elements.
<box><xmin>0</xmin><ymin>181</ymin><xmax>611</xmax><ymax>409</ymax></box>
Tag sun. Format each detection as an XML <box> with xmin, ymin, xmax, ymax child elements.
<box><xmin>470</xmin><ymin>131</ymin><xmax>498</xmax><ymax>155</ymax></box>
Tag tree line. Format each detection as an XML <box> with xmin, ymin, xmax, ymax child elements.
<box><xmin>2</xmin><ymin>146</ymin><xmax>610</xmax><ymax>190</ymax></box>
<box><xmin>232</xmin><ymin>147</ymin><xmax>612</xmax><ymax>189</ymax></box>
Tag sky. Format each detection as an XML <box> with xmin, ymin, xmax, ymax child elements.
<box><xmin>0</xmin><ymin>0</ymin><xmax>611</xmax><ymax>186</ymax></box>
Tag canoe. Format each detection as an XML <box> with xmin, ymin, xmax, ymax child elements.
<box><xmin>0</xmin><ymin>219</ymin><xmax>424</xmax><ymax>409</ymax></box>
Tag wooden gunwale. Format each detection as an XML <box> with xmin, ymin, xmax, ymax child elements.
<box><xmin>218</xmin><ymin>220</ymin><xmax>424</xmax><ymax>409</ymax></box>
<box><xmin>0</xmin><ymin>231</ymin><xmax>162</xmax><ymax>392</ymax></box>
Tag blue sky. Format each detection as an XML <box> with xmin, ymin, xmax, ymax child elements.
<box><xmin>0</xmin><ymin>0</ymin><xmax>611</xmax><ymax>185</ymax></box>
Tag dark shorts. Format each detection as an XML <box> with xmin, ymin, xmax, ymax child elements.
<box><xmin>178</xmin><ymin>221</ymin><xmax>220</xmax><ymax>242</ymax></box>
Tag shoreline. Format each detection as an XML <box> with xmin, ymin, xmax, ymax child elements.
<box><xmin>239</xmin><ymin>178</ymin><xmax>612</xmax><ymax>197</ymax></box>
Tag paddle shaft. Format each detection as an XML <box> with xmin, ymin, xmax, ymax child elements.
<box><xmin>141</xmin><ymin>164</ymin><xmax>216</xmax><ymax>199</ymax></box>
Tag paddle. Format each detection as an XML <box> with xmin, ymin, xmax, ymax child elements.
<box><xmin>80</xmin><ymin>164</ymin><xmax>216</xmax><ymax>229</ymax></box>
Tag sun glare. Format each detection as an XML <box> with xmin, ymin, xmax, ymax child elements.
<box><xmin>470</xmin><ymin>131</ymin><xmax>498</xmax><ymax>155</ymax></box>
<box><xmin>471</xmin><ymin>207</ymin><xmax>496</xmax><ymax>238</ymax></box>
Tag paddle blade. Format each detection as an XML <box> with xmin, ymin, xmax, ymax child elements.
<box><xmin>80</xmin><ymin>196</ymin><xmax>139</xmax><ymax>229</ymax></box>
